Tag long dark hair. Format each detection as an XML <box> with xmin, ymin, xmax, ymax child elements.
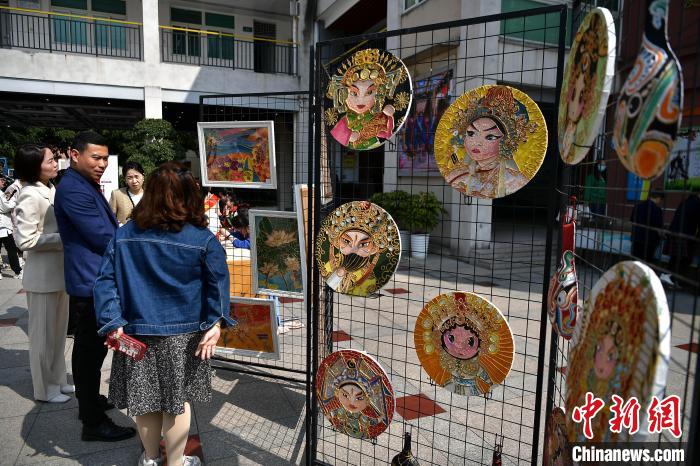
<box><xmin>131</xmin><ymin>162</ymin><xmax>207</xmax><ymax>232</ymax></box>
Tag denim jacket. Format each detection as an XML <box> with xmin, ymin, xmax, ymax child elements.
<box><xmin>94</xmin><ymin>221</ymin><xmax>235</xmax><ymax>337</ymax></box>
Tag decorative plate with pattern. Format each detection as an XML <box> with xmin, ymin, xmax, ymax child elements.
<box><xmin>316</xmin><ymin>349</ymin><xmax>395</xmax><ymax>439</ymax></box>
<box><xmin>558</xmin><ymin>7</ymin><xmax>616</xmax><ymax>165</ymax></box>
<box><xmin>316</xmin><ymin>201</ymin><xmax>401</xmax><ymax>297</ymax></box>
<box><xmin>566</xmin><ymin>261</ymin><xmax>670</xmax><ymax>442</ymax></box>
<box><xmin>325</xmin><ymin>48</ymin><xmax>412</xmax><ymax>150</ymax></box>
<box><xmin>414</xmin><ymin>292</ymin><xmax>514</xmax><ymax>396</ymax></box>
<box><xmin>434</xmin><ymin>85</ymin><xmax>547</xmax><ymax>199</ymax></box>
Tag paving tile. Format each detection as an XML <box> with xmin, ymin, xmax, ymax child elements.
<box><xmin>0</xmin><ymin>380</ymin><xmax>41</xmax><ymax>419</ymax></box>
<box><xmin>384</xmin><ymin>288</ymin><xmax>410</xmax><ymax>295</ymax></box>
<box><xmin>0</xmin><ymin>342</ymin><xmax>30</xmax><ymax>370</ymax></box>
<box><xmin>676</xmin><ymin>342</ymin><xmax>699</xmax><ymax>354</ymax></box>
<box><xmin>199</xmin><ymin>421</ymin><xmax>299</xmax><ymax>465</ymax></box>
<box><xmin>16</xmin><ymin>408</ymin><xmax>140</xmax><ymax>464</ymax></box>
<box><xmin>396</xmin><ymin>393</ymin><xmax>446</xmax><ymax>421</ymax></box>
<box><xmin>0</xmin><ymin>317</ymin><xmax>18</xmax><ymax>327</ymax></box>
<box><xmin>0</xmin><ymin>414</ymin><xmax>36</xmax><ymax>466</ymax></box>
<box><xmin>331</xmin><ymin>330</ymin><xmax>352</xmax><ymax>342</ymax></box>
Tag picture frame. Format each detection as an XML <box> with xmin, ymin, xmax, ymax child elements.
<box><xmin>250</xmin><ymin>209</ymin><xmax>306</xmax><ymax>298</ymax></box>
<box><xmin>197</xmin><ymin>120</ymin><xmax>277</xmax><ymax>189</ymax></box>
<box><xmin>215</xmin><ymin>297</ymin><xmax>280</xmax><ymax>360</ymax></box>
<box><xmin>294</xmin><ymin>184</ymin><xmax>311</xmax><ymax>254</ymax></box>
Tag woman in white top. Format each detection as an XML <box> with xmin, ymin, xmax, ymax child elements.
<box><xmin>109</xmin><ymin>161</ymin><xmax>145</xmax><ymax>225</ymax></box>
<box><xmin>13</xmin><ymin>144</ymin><xmax>71</xmax><ymax>403</ymax></box>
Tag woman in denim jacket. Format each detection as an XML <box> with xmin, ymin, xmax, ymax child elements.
<box><xmin>94</xmin><ymin>162</ymin><xmax>235</xmax><ymax>466</ymax></box>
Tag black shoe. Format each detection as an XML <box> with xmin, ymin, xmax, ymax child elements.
<box><xmin>99</xmin><ymin>394</ymin><xmax>115</xmax><ymax>411</ymax></box>
<box><xmin>81</xmin><ymin>418</ymin><xmax>136</xmax><ymax>442</ymax></box>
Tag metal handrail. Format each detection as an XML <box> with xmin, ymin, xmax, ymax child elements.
<box><xmin>0</xmin><ymin>8</ymin><xmax>142</xmax><ymax>60</ymax></box>
<box><xmin>160</xmin><ymin>28</ymin><xmax>297</xmax><ymax>75</ymax></box>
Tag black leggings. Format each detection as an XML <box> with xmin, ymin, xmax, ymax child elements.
<box><xmin>0</xmin><ymin>234</ymin><xmax>22</xmax><ymax>275</ymax></box>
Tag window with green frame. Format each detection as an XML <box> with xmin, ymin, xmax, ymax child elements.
<box><xmin>92</xmin><ymin>0</ymin><xmax>126</xmax><ymax>15</ymax></box>
<box><xmin>171</xmin><ymin>7</ymin><xmax>202</xmax><ymax>25</ymax></box>
<box><xmin>172</xmin><ymin>31</ymin><xmax>201</xmax><ymax>57</ymax></box>
<box><xmin>205</xmin><ymin>13</ymin><xmax>235</xmax><ymax>60</ymax></box>
<box><xmin>52</xmin><ymin>17</ymin><xmax>88</xmax><ymax>45</ymax></box>
<box><xmin>500</xmin><ymin>0</ymin><xmax>572</xmax><ymax>45</ymax></box>
<box><xmin>95</xmin><ymin>20</ymin><xmax>126</xmax><ymax>49</ymax></box>
<box><xmin>51</xmin><ymin>0</ymin><xmax>87</xmax><ymax>9</ymax></box>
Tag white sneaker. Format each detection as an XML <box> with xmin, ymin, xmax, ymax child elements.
<box><xmin>137</xmin><ymin>452</ymin><xmax>163</xmax><ymax>466</ymax></box>
<box><xmin>60</xmin><ymin>384</ymin><xmax>75</xmax><ymax>394</ymax></box>
<box><xmin>45</xmin><ymin>393</ymin><xmax>71</xmax><ymax>403</ymax></box>
<box><xmin>182</xmin><ymin>456</ymin><xmax>202</xmax><ymax>466</ymax></box>
<box><xmin>16</xmin><ymin>270</ymin><xmax>23</xmax><ymax>280</ymax></box>
<box><xmin>659</xmin><ymin>273</ymin><xmax>675</xmax><ymax>286</ymax></box>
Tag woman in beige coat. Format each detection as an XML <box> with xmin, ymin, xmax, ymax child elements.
<box><xmin>109</xmin><ymin>161</ymin><xmax>144</xmax><ymax>225</ymax></box>
<box><xmin>14</xmin><ymin>144</ymin><xmax>72</xmax><ymax>403</ymax></box>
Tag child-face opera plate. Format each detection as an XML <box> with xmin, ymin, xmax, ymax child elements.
<box><xmin>434</xmin><ymin>85</ymin><xmax>547</xmax><ymax>199</ymax></box>
<box><xmin>566</xmin><ymin>261</ymin><xmax>670</xmax><ymax>442</ymax></box>
<box><xmin>558</xmin><ymin>7</ymin><xmax>616</xmax><ymax>165</ymax></box>
<box><xmin>325</xmin><ymin>48</ymin><xmax>412</xmax><ymax>150</ymax></box>
<box><xmin>316</xmin><ymin>201</ymin><xmax>401</xmax><ymax>297</ymax></box>
<box><xmin>414</xmin><ymin>292</ymin><xmax>514</xmax><ymax>396</ymax></box>
<box><xmin>316</xmin><ymin>349</ymin><xmax>395</xmax><ymax>439</ymax></box>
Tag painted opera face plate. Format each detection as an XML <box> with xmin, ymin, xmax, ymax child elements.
<box><xmin>316</xmin><ymin>349</ymin><xmax>395</xmax><ymax>439</ymax></box>
<box><xmin>613</xmin><ymin>0</ymin><xmax>683</xmax><ymax>180</ymax></box>
<box><xmin>434</xmin><ymin>85</ymin><xmax>547</xmax><ymax>199</ymax></box>
<box><xmin>414</xmin><ymin>292</ymin><xmax>514</xmax><ymax>396</ymax></box>
<box><xmin>566</xmin><ymin>261</ymin><xmax>670</xmax><ymax>442</ymax></box>
<box><xmin>558</xmin><ymin>7</ymin><xmax>616</xmax><ymax>165</ymax></box>
<box><xmin>325</xmin><ymin>48</ymin><xmax>413</xmax><ymax>150</ymax></box>
<box><xmin>315</xmin><ymin>201</ymin><xmax>401</xmax><ymax>297</ymax></box>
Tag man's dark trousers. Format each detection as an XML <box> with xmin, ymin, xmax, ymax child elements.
<box><xmin>70</xmin><ymin>296</ymin><xmax>108</xmax><ymax>426</ymax></box>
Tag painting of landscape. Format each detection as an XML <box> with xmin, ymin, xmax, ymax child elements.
<box><xmin>197</xmin><ymin>120</ymin><xmax>277</xmax><ymax>188</ymax></box>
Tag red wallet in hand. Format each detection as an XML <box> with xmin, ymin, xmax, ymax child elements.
<box><xmin>106</xmin><ymin>331</ymin><xmax>148</xmax><ymax>361</ymax></box>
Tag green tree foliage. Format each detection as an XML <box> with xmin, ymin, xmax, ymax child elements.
<box><xmin>120</xmin><ymin>119</ymin><xmax>185</xmax><ymax>175</ymax></box>
<box><xmin>0</xmin><ymin>127</ymin><xmax>76</xmax><ymax>162</ymax></box>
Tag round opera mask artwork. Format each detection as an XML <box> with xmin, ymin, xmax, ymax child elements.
<box><xmin>434</xmin><ymin>85</ymin><xmax>547</xmax><ymax>199</ymax></box>
<box><xmin>316</xmin><ymin>349</ymin><xmax>395</xmax><ymax>439</ymax></box>
<box><xmin>316</xmin><ymin>201</ymin><xmax>401</xmax><ymax>297</ymax></box>
<box><xmin>544</xmin><ymin>408</ymin><xmax>572</xmax><ymax>466</ymax></box>
<box><xmin>558</xmin><ymin>7</ymin><xmax>616</xmax><ymax>165</ymax></box>
<box><xmin>566</xmin><ymin>261</ymin><xmax>670</xmax><ymax>442</ymax></box>
<box><xmin>325</xmin><ymin>48</ymin><xmax>412</xmax><ymax>150</ymax></box>
<box><xmin>414</xmin><ymin>292</ymin><xmax>514</xmax><ymax>396</ymax></box>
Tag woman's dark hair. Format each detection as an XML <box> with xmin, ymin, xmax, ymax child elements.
<box><xmin>122</xmin><ymin>160</ymin><xmax>144</xmax><ymax>178</ymax></box>
<box><xmin>14</xmin><ymin>144</ymin><xmax>49</xmax><ymax>183</ymax></box>
<box><xmin>131</xmin><ymin>162</ymin><xmax>207</xmax><ymax>232</ymax></box>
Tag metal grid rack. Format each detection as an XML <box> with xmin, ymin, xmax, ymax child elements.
<box><xmin>309</xmin><ymin>5</ymin><xmax>568</xmax><ymax>465</ymax></box>
<box><xmin>544</xmin><ymin>0</ymin><xmax>699</xmax><ymax>464</ymax></box>
<box><xmin>199</xmin><ymin>91</ymin><xmax>312</xmax><ymax>386</ymax></box>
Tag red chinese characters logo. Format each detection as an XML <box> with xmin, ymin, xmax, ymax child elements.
<box><xmin>572</xmin><ymin>392</ymin><xmax>682</xmax><ymax>439</ymax></box>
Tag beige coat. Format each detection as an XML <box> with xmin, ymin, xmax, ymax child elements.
<box><xmin>14</xmin><ymin>182</ymin><xmax>65</xmax><ymax>293</ymax></box>
<box><xmin>109</xmin><ymin>187</ymin><xmax>135</xmax><ymax>225</ymax></box>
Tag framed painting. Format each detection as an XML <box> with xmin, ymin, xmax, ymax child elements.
<box><xmin>250</xmin><ymin>210</ymin><xmax>305</xmax><ymax>298</ymax></box>
<box><xmin>197</xmin><ymin>120</ymin><xmax>277</xmax><ymax>189</ymax></box>
<box><xmin>215</xmin><ymin>297</ymin><xmax>280</xmax><ymax>360</ymax></box>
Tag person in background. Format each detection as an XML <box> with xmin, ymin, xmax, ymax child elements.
<box><xmin>109</xmin><ymin>161</ymin><xmax>145</xmax><ymax>225</ymax></box>
<box><xmin>630</xmin><ymin>191</ymin><xmax>664</xmax><ymax>262</ymax></box>
<box><xmin>226</xmin><ymin>205</ymin><xmax>250</xmax><ymax>249</ymax></box>
<box><xmin>54</xmin><ymin>131</ymin><xmax>136</xmax><ymax>442</ymax></box>
<box><xmin>584</xmin><ymin>160</ymin><xmax>607</xmax><ymax>219</ymax></box>
<box><xmin>0</xmin><ymin>177</ymin><xmax>23</xmax><ymax>280</ymax></box>
<box><xmin>13</xmin><ymin>144</ymin><xmax>69</xmax><ymax>403</ymax></box>
<box><xmin>94</xmin><ymin>162</ymin><xmax>234</xmax><ymax>466</ymax></box>
<box><xmin>663</xmin><ymin>191</ymin><xmax>700</xmax><ymax>287</ymax></box>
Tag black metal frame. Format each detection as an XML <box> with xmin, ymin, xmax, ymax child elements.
<box><xmin>309</xmin><ymin>5</ymin><xmax>567</xmax><ymax>465</ymax></box>
<box><xmin>544</xmin><ymin>1</ymin><xmax>699</xmax><ymax>464</ymax></box>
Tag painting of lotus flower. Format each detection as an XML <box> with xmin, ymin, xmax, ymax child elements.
<box><xmin>250</xmin><ymin>210</ymin><xmax>305</xmax><ymax>297</ymax></box>
<box><xmin>197</xmin><ymin>120</ymin><xmax>277</xmax><ymax>189</ymax></box>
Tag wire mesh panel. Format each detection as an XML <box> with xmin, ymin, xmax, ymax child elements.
<box><xmin>199</xmin><ymin>92</ymin><xmax>311</xmax><ymax>383</ymax></box>
<box><xmin>545</xmin><ymin>0</ymin><xmax>699</xmax><ymax>463</ymax></box>
<box><xmin>310</xmin><ymin>6</ymin><xmax>567</xmax><ymax>465</ymax></box>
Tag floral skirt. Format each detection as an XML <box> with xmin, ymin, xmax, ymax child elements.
<box><xmin>108</xmin><ymin>332</ymin><xmax>211</xmax><ymax>417</ymax></box>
